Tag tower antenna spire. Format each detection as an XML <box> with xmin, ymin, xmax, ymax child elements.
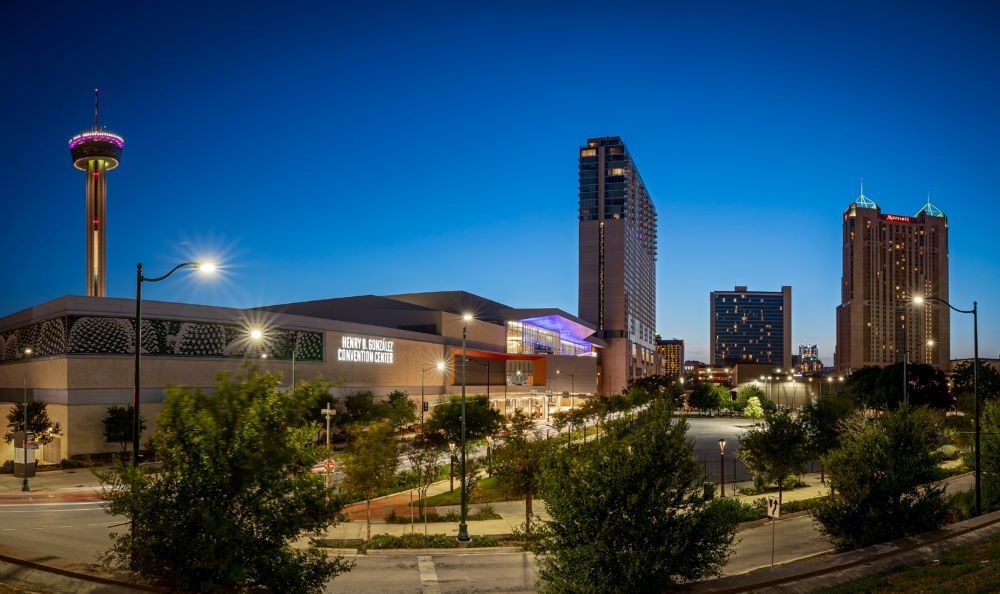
<box><xmin>860</xmin><ymin>176</ymin><xmax>864</xmax><ymax>196</ymax></box>
<box><xmin>93</xmin><ymin>88</ymin><xmax>99</xmax><ymax>130</ymax></box>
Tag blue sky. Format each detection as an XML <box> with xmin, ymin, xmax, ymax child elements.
<box><xmin>1</xmin><ymin>1</ymin><xmax>997</xmax><ymax>362</ymax></box>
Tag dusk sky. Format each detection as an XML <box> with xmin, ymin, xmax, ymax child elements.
<box><xmin>2</xmin><ymin>1</ymin><xmax>997</xmax><ymax>362</ymax></box>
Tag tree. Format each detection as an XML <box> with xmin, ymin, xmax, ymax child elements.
<box><xmin>841</xmin><ymin>366</ymin><xmax>883</xmax><ymax>409</ymax></box>
<box><xmin>744</xmin><ymin>396</ymin><xmax>764</xmax><ymax>419</ymax></box>
<box><xmin>405</xmin><ymin>434</ymin><xmax>443</xmax><ymax>525</ymax></box>
<box><xmin>952</xmin><ymin>360</ymin><xmax>1000</xmax><ymax>402</ymax></box>
<box><xmin>102</xmin><ymin>405</ymin><xmax>146</xmax><ymax>454</ymax></box>
<box><xmin>425</xmin><ymin>394</ymin><xmax>502</xmax><ymax>444</ymax></box>
<box><xmin>378</xmin><ymin>390</ymin><xmax>417</xmax><ymax>434</ymax></box>
<box><xmin>538</xmin><ymin>400</ymin><xmax>736</xmax><ymax>591</ymax></box>
<box><xmin>812</xmin><ymin>407</ymin><xmax>947</xmax><ymax>550</ymax></box>
<box><xmin>981</xmin><ymin>399</ymin><xmax>1000</xmax><ymax>512</ymax></box>
<box><xmin>4</xmin><ymin>401</ymin><xmax>61</xmax><ymax>445</ymax></box>
<box><xmin>492</xmin><ymin>411</ymin><xmax>552</xmax><ymax>534</ymax></box>
<box><xmin>800</xmin><ymin>393</ymin><xmax>856</xmax><ymax>459</ymax></box>
<box><xmin>342</xmin><ymin>421</ymin><xmax>399</xmax><ymax>541</ymax></box>
<box><xmin>875</xmin><ymin>363</ymin><xmax>950</xmax><ymax>410</ymax></box>
<box><xmin>738</xmin><ymin>412</ymin><xmax>810</xmax><ymax>496</ymax></box>
<box><xmin>735</xmin><ymin>384</ymin><xmax>766</xmax><ymax>413</ymax></box>
<box><xmin>688</xmin><ymin>382</ymin><xmax>722</xmax><ymax>412</ymax></box>
<box><xmin>99</xmin><ymin>373</ymin><xmax>351</xmax><ymax>593</ymax></box>
<box><xmin>340</xmin><ymin>390</ymin><xmax>379</xmax><ymax>431</ymax></box>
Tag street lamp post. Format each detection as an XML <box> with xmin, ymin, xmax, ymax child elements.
<box><xmin>457</xmin><ymin>313</ymin><xmax>472</xmax><ymax>545</ymax></box>
<box><xmin>719</xmin><ymin>438</ymin><xmax>726</xmax><ymax>498</ymax></box>
<box><xmin>421</xmin><ymin>362</ymin><xmax>446</xmax><ymax>430</ymax></box>
<box><xmin>321</xmin><ymin>402</ymin><xmax>336</xmax><ymax>488</ymax></box>
<box><xmin>133</xmin><ymin>261</ymin><xmax>214</xmax><ymax>465</ymax></box>
<box><xmin>915</xmin><ymin>296</ymin><xmax>980</xmax><ymax>514</ymax></box>
<box><xmin>21</xmin><ymin>347</ymin><xmax>32</xmax><ymax>492</ymax></box>
<box><xmin>448</xmin><ymin>441</ymin><xmax>456</xmax><ymax>492</ymax></box>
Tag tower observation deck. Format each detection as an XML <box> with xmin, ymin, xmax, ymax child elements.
<box><xmin>68</xmin><ymin>90</ymin><xmax>123</xmax><ymax>297</ymax></box>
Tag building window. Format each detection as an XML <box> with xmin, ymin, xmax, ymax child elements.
<box><xmin>580</xmin><ymin>148</ymin><xmax>597</xmax><ymax>157</ymax></box>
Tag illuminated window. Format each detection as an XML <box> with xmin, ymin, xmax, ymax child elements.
<box><xmin>608</xmin><ymin>167</ymin><xmax>625</xmax><ymax>176</ymax></box>
<box><xmin>580</xmin><ymin>148</ymin><xmax>597</xmax><ymax>157</ymax></box>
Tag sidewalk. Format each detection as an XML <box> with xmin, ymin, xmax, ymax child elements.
<box><xmin>0</xmin><ymin>466</ymin><xmax>107</xmax><ymax>502</ymax></box>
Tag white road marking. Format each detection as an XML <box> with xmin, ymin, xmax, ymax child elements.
<box><xmin>418</xmin><ymin>555</ymin><xmax>441</xmax><ymax>594</ymax></box>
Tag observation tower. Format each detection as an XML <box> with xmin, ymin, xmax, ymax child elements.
<box><xmin>68</xmin><ymin>89</ymin><xmax>124</xmax><ymax>297</ymax></box>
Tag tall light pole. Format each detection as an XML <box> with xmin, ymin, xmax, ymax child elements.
<box><xmin>321</xmin><ymin>402</ymin><xmax>336</xmax><ymax>488</ymax></box>
<box><xmin>134</xmin><ymin>261</ymin><xmax>214</xmax><ymax>465</ymax></box>
<box><xmin>290</xmin><ymin>332</ymin><xmax>298</xmax><ymax>390</ymax></box>
<box><xmin>421</xmin><ymin>362</ymin><xmax>446</xmax><ymax>430</ymax></box>
<box><xmin>21</xmin><ymin>347</ymin><xmax>32</xmax><ymax>492</ymax></box>
<box><xmin>719</xmin><ymin>438</ymin><xmax>726</xmax><ymax>498</ymax></box>
<box><xmin>915</xmin><ymin>296</ymin><xmax>980</xmax><ymax>515</ymax></box>
<box><xmin>457</xmin><ymin>313</ymin><xmax>472</xmax><ymax>545</ymax></box>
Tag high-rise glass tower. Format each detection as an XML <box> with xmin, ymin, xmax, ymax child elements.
<box><xmin>835</xmin><ymin>187</ymin><xmax>949</xmax><ymax>372</ymax></box>
<box><xmin>68</xmin><ymin>90</ymin><xmax>123</xmax><ymax>297</ymax></box>
<box><xmin>578</xmin><ymin>136</ymin><xmax>657</xmax><ymax>394</ymax></box>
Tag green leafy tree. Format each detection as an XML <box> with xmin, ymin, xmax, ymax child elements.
<box><xmin>4</xmin><ymin>401</ymin><xmax>61</xmax><ymax>445</ymax></box>
<box><xmin>841</xmin><ymin>366</ymin><xmax>883</xmax><ymax>409</ymax></box>
<box><xmin>812</xmin><ymin>407</ymin><xmax>948</xmax><ymax>550</ymax></box>
<box><xmin>735</xmin><ymin>384</ymin><xmax>766</xmax><ymax>413</ymax></box>
<box><xmin>342</xmin><ymin>421</ymin><xmax>399</xmax><ymax>540</ymax></box>
<box><xmin>688</xmin><ymin>382</ymin><xmax>722</xmax><ymax>412</ymax></box>
<box><xmin>744</xmin><ymin>396</ymin><xmax>764</xmax><ymax>419</ymax></box>
<box><xmin>425</xmin><ymin>394</ymin><xmax>502</xmax><ymax>444</ymax></box>
<box><xmin>99</xmin><ymin>373</ymin><xmax>351</xmax><ymax>593</ymax></box>
<box><xmin>102</xmin><ymin>405</ymin><xmax>146</xmax><ymax>454</ymax></box>
<box><xmin>800</xmin><ymin>393</ymin><xmax>856</xmax><ymax>458</ymax></box>
<box><xmin>738</xmin><ymin>412</ymin><xmax>810</xmax><ymax>495</ymax></box>
<box><xmin>876</xmin><ymin>363</ymin><xmax>951</xmax><ymax>410</ymax></box>
<box><xmin>714</xmin><ymin>385</ymin><xmax>735</xmax><ymax>409</ymax></box>
<box><xmin>538</xmin><ymin>400</ymin><xmax>737</xmax><ymax>591</ymax></box>
<box><xmin>378</xmin><ymin>390</ymin><xmax>417</xmax><ymax>433</ymax></box>
<box><xmin>340</xmin><ymin>390</ymin><xmax>379</xmax><ymax>431</ymax></box>
<box><xmin>492</xmin><ymin>411</ymin><xmax>552</xmax><ymax>534</ymax></box>
<box><xmin>982</xmin><ymin>399</ymin><xmax>1000</xmax><ymax>511</ymax></box>
<box><xmin>405</xmin><ymin>435</ymin><xmax>443</xmax><ymax>523</ymax></box>
<box><xmin>952</xmin><ymin>360</ymin><xmax>1000</xmax><ymax>402</ymax></box>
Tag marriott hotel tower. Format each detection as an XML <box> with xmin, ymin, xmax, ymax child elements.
<box><xmin>835</xmin><ymin>187</ymin><xmax>950</xmax><ymax>373</ymax></box>
<box><xmin>578</xmin><ymin>137</ymin><xmax>658</xmax><ymax>394</ymax></box>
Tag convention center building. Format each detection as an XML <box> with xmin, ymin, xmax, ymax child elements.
<box><xmin>0</xmin><ymin>291</ymin><xmax>602</xmax><ymax>461</ymax></box>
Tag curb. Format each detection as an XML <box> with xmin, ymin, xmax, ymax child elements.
<box><xmin>364</xmin><ymin>546</ymin><xmax>524</xmax><ymax>556</ymax></box>
<box><xmin>0</xmin><ymin>544</ymin><xmax>166</xmax><ymax>593</ymax></box>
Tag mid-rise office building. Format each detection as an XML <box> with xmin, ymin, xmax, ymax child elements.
<box><xmin>655</xmin><ymin>336</ymin><xmax>684</xmax><ymax>377</ymax></box>
<box><xmin>578</xmin><ymin>136</ymin><xmax>658</xmax><ymax>394</ymax></box>
<box><xmin>710</xmin><ymin>285</ymin><xmax>792</xmax><ymax>370</ymax></box>
<box><xmin>835</xmin><ymin>188</ymin><xmax>949</xmax><ymax>372</ymax></box>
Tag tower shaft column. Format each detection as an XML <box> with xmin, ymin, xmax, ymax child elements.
<box><xmin>85</xmin><ymin>159</ymin><xmax>108</xmax><ymax>297</ymax></box>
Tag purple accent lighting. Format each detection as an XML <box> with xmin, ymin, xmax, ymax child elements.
<box><xmin>520</xmin><ymin>314</ymin><xmax>594</xmax><ymax>345</ymax></box>
<box><xmin>68</xmin><ymin>131</ymin><xmax>125</xmax><ymax>149</ymax></box>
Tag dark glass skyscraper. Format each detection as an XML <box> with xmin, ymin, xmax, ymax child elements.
<box><xmin>710</xmin><ymin>285</ymin><xmax>792</xmax><ymax>369</ymax></box>
<box><xmin>578</xmin><ymin>136</ymin><xmax>657</xmax><ymax>394</ymax></box>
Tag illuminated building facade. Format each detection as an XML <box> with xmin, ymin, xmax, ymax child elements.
<box><xmin>69</xmin><ymin>90</ymin><xmax>123</xmax><ymax>297</ymax></box>
<box><xmin>710</xmin><ymin>285</ymin><xmax>792</xmax><ymax>369</ymax></box>
<box><xmin>655</xmin><ymin>336</ymin><xmax>684</xmax><ymax>377</ymax></box>
<box><xmin>578</xmin><ymin>136</ymin><xmax>658</xmax><ymax>394</ymax></box>
<box><xmin>797</xmin><ymin>344</ymin><xmax>823</xmax><ymax>373</ymax></box>
<box><xmin>0</xmin><ymin>291</ymin><xmax>603</xmax><ymax>461</ymax></box>
<box><xmin>835</xmin><ymin>188</ymin><xmax>950</xmax><ymax>372</ymax></box>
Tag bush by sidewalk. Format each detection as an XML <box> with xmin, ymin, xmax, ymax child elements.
<box><xmin>361</xmin><ymin>533</ymin><xmax>502</xmax><ymax>551</ymax></box>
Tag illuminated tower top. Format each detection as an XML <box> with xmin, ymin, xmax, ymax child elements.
<box><xmin>68</xmin><ymin>90</ymin><xmax>124</xmax><ymax>170</ymax></box>
<box><xmin>69</xmin><ymin>90</ymin><xmax>124</xmax><ymax>297</ymax></box>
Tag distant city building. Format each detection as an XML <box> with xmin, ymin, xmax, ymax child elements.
<box><xmin>578</xmin><ymin>136</ymin><xmax>658</xmax><ymax>394</ymax></box>
<box><xmin>798</xmin><ymin>344</ymin><xmax>823</xmax><ymax>373</ymax></box>
<box><xmin>654</xmin><ymin>336</ymin><xmax>684</xmax><ymax>377</ymax></box>
<box><xmin>710</xmin><ymin>285</ymin><xmax>792</xmax><ymax>370</ymax></box>
<box><xmin>835</xmin><ymin>185</ymin><xmax>950</xmax><ymax>372</ymax></box>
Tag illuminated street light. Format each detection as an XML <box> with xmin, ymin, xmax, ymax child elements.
<box><xmin>420</xmin><ymin>361</ymin><xmax>447</xmax><ymax>429</ymax></box>
<box><xmin>458</xmin><ymin>312</ymin><xmax>473</xmax><ymax>545</ymax></box>
<box><xmin>21</xmin><ymin>347</ymin><xmax>32</xmax><ymax>492</ymax></box>
<box><xmin>133</xmin><ymin>260</ymin><xmax>215</xmax><ymax>465</ymax></box>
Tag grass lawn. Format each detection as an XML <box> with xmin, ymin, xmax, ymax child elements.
<box><xmin>418</xmin><ymin>476</ymin><xmax>518</xmax><ymax>506</ymax></box>
<box><xmin>824</xmin><ymin>532</ymin><xmax>1000</xmax><ymax>593</ymax></box>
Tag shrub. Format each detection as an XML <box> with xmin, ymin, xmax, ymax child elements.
<box><xmin>468</xmin><ymin>535</ymin><xmax>502</xmax><ymax>547</ymax></box>
<box><xmin>58</xmin><ymin>458</ymin><xmax>82</xmax><ymax>469</ymax></box>
<box><xmin>711</xmin><ymin>497</ymin><xmax>767</xmax><ymax>523</ymax></box>
<box><xmin>364</xmin><ymin>533</ymin><xmax>456</xmax><ymax>550</ymax></box>
<box><xmin>0</xmin><ymin>460</ymin><xmax>13</xmax><ymax>474</ymax></box>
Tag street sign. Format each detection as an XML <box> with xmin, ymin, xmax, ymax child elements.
<box><xmin>324</xmin><ymin>458</ymin><xmax>335</xmax><ymax>473</ymax></box>
<box><xmin>767</xmin><ymin>496</ymin><xmax>781</xmax><ymax>518</ymax></box>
